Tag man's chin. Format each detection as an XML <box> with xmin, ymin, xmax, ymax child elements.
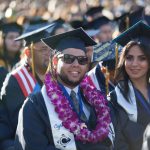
<box><xmin>68</xmin><ymin>79</ymin><xmax>82</xmax><ymax>87</ymax></box>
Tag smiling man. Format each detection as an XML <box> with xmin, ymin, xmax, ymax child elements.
<box><xmin>15</xmin><ymin>28</ymin><xmax>115</xmax><ymax>150</ymax></box>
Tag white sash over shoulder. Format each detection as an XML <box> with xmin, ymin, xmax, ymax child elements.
<box><xmin>115</xmin><ymin>81</ymin><xmax>137</xmax><ymax>122</ymax></box>
<box><xmin>41</xmin><ymin>86</ymin><xmax>77</xmax><ymax>150</ymax></box>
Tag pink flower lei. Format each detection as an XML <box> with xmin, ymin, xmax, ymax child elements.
<box><xmin>45</xmin><ymin>73</ymin><xmax>111</xmax><ymax>143</ymax></box>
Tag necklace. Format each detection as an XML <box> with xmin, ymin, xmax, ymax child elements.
<box><xmin>45</xmin><ymin>73</ymin><xmax>111</xmax><ymax>143</ymax></box>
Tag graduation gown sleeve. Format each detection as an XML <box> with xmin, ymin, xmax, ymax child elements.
<box><xmin>142</xmin><ymin>123</ymin><xmax>150</xmax><ymax>150</ymax></box>
<box><xmin>0</xmin><ymin>74</ymin><xmax>25</xmax><ymax>150</ymax></box>
<box><xmin>15</xmin><ymin>92</ymin><xmax>113</xmax><ymax>150</ymax></box>
<box><xmin>0</xmin><ymin>67</ymin><xmax>8</xmax><ymax>90</ymax></box>
<box><xmin>110</xmin><ymin>90</ymin><xmax>145</xmax><ymax>150</ymax></box>
<box><xmin>14</xmin><ymin>94</ymin><xmax>60</xmax><ymax>150</ymax></box>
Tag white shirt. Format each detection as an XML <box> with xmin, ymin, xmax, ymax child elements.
<box><xmin>64</xmin><ymin>86</ymin><xmax>90</xmax><ymax>119</ymax></box>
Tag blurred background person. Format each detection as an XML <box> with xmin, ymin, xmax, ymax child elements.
<box><xmin>0</xmin><ymin>23</ymin><xmax>54</xmax><ymax>150</ymax></box>
<box><xmin>83</xmin><ymin>16</ymin><xmax>114</xmax><ymax>43</ymax></box>
<box><xmin>50</xmin><ymin>18</ymin><xmax>72</xmax><ymax>35</ymax></box>
<box><xmin>84</xmin><ymin>5</ymin><xmax>104</xmax><ymax>22</ymax></box>
<box><xmin>0</xmin><ymin>22</ymin><xmax>23</xmax><ymax>71</ymax></box>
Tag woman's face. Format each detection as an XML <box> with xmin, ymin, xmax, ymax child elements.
<box><xmin>5</xmin><ymin>32</ymin><xmax>22</xmax><ymax>52</ymax></box>
<box><xmin>125</xmin><ymin>45</ymin><xmax>149</xmax><ymax>81</ymax></box>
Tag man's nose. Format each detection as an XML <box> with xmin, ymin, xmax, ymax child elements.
<box><xmin>72</xmin><ymin>58</ymin><xmax>79</xmax><ymax>65</ymax></box>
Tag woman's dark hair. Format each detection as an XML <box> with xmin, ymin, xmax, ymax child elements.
<box><xmin>114</xmin><ymin>41</ymin><xmax>150</xmax><ymax>96</ymax></box>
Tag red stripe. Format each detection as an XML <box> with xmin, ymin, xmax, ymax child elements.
<box><xmin>20</xmin><ymin>69</ymin><xmax>33</xmax><ymax>92</ymax></box>
<box><xmin>28</xmin><ymin>70</ymin><xmax>36</xmax><ymax>83</ymax></box>
<box><xmin>13</xmin><ymin>73</ymin><xmax>28</xmax><ymax>97</ymax></box>
<box><xmin>87</xmin><ymin>76</ymin><xmax>96</xmax><ymax>88</ymax></box>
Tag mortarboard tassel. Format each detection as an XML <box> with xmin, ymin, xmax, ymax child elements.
<box><xmin>101</xmin><ymin>66</ymin><xmax>110</xmax><ymax>95</ymax></box>
<box><xmin>105</xmin><ymin>67</ymin><xmax>110</xmax><ymax>95</ymax></box>
<box><xmin>30</xmin><ymin>42</ymin><xmax>35</xmax><ymax>77</ymax></box>
<box><xmin>0</xmin><ymin>60</ymin><xmax>6</xmax><ymax>67</ymax></box>
<box><xmin>125</xmin><ymin>16</ymin><xmax>129</xmax><ymax>29</ymax></box>
<box><xmin>115</xmin><ymin>43</ymin><xmax>119</xmax><ymax>68</ymax></box>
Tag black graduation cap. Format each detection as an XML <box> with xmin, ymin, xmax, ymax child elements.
<box><xmin>0</xmin><ymin>22</ymin><xmax>23</xmax><ymax>35</ymax></box>
<box><xmin>84</xmin><ymin>16</ymin><xmax>111</xmax><ymax>30</ymax></box>
<box><xmin>51</xmin><ymin>19</ymin><xmax>72</xmax><ymax>36</ymax></box>
<box><xmin>42</xmin><ymin>27</ymin><xmax>97</xmax><ymax>52</ymax></box>
<box><xmin>112</xmin><ymin>20</ymin><xmax>150</xmax><ymax>47</ymax></box>
<box><xmin>129</xmin><ymin>6</ymin><xmax>145</xmax><ymax>26</ymax></box>
<box><xmin>70</xmin><ymin>20</ymin><xmax>84</xmax><ymax>29</ymax></box>
<box><xmin>117</xmin><ymin>6</ymin><xmax>144</xmax><ymax>32</ymax></box>
<box><xmin>24</xmin><ymin>18</ymin><xmax>50</xmax><ymax>33</ymax></box>
<box><xmin>114</xmin><ymin>12</ymin><xmax>129</xmax><ymax>32</ymax></box>
<box><xmin>15</xmin><ymin>23</ymin><xmax>55</xmax><ymax>46</ymax></box>
<box><xmin>85</xmin><ymin>6</ymin><xmax>104</xmax><ymax>17</ymax></box>
<box><xmin>29</xmin><ymin>17</ymin><xmax>48</xmax><ymax>25</ymax></box>
<box><xmin>145</xmin><ymin>15</ymin><xmax>150</xmax><ymax>25</ymax></box>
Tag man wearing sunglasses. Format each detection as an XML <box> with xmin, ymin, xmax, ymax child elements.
<box><xmin>15</xmin><ymin>28</ymin><xmax>115</xmax><ymax>150</ymax></box>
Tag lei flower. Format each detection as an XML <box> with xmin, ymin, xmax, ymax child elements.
<box><xmin>45</xmin><ymin>73</ymin><xmax>111</xmax><ymax>143</ymax></box>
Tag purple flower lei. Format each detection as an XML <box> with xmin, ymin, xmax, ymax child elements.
<box><xmin>45</xmin><ymin>73</ymin><xmax>111</xmax><ymax>143</ymax></box>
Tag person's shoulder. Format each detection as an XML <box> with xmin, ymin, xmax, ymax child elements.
<box><xmin>108</xmin><ymin>90</ymin><xmax>117</xmax><ymax>103</ymax></box>
<box><xmin>142</xmin><ymin>123</ymin><xmax>150</xmax><ymax>150</ymax></box>
<box><xmin>21</xmin><ymin>91</ymin><xmax>46</xmax><ymax>116</ymax></box>
<box><xmin>27</xmin><ymin>92</ymin><xmax>43</xmax><ymax>103</ymax></box>
<box><xmin>108</xmin><ymin>89</ymin><xmax>128</xmax><ymax>116</ymax></box>
<box><xmin>24</xmin><ymin>92</ymin><xmax>44</xmax><ymax>108</ymax></box>
<box><xmin>1</xmin><ymin>73</ymin><xmax>19</xmax><ymax>91</ymax></box>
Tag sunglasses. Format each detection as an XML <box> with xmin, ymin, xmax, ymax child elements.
<box><xmin>58</xmin><ymin>54</ymin><xmax>88</xmax><ymax>65</ymax></box>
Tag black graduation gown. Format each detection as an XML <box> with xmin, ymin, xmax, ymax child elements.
<box><xmin>0</xmin><ymin>72</ymin><xmax>42</xmax><ymax>150</ymax></box>
<box><xmin>109</xmin><ymin>90</ymin><xmax>150</xmax><ymax>150</ymax></box>
<box><xmin>89</xmin><ymin>63</ymin><xmax>115</xmax><ymax>94</ymax></box>
<box><xmin>0</xmin><ymin>67</ymin><xmax>8</xmax><ymax>90</ymax></box>
<box><xmin>15</xmin><ymin>92</ymin><xmax>113</xmax><ymax>150</ymax></box>
<box><xmin>0</xmin><ymin>74</ymin><xmax>25</xmax><ymax>150</ymax></box>
<box><xmin>142</xmin><ymin>123</ymin><xmax>150</xmax><ymax>150</ymax></box>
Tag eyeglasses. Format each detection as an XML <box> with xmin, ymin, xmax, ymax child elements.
<box><xmin>58</xmin><ymin>54</ymin><xmax>88</xmax><ymax>65</ymax></box>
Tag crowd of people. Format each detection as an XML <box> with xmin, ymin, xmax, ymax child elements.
<box><xmin>0</xmin><ymin>1</ymin><xmax>150</xmax><ymax>150</ymax></box>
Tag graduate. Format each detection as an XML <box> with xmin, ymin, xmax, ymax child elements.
<box><xmin>0</xmin><ymin>22</ymin><xmax>23</xmax><ymax>71</ymax></box>
<box><xmin>0</xmin><ymin>23</ymin><xmax>54</xmax><ymax>150</ymax></box>
<box><xmin>84</xmin><ymin>5</ymin><xmax>104</xmax><ymax>22</ymax></box>
<box><xmin>87</xmin><ymin>41</ymin><xmax>122</xmax><ymax>94</ymax></box>
<box><xmin>84</xmin><ymin>16</ymin><xmax>113</xmax><ymax>43</ymax></box>
<box><xmin>15</xmin><ymin>28</ymin><xmax>115</xmax><ymax>150</ymax></box>
<box><xmin>109</xmin><ymin>21</ymin><xmax>150</xmax><ymax>150</ymax></box>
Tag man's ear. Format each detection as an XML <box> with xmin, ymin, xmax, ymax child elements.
<box><xmin>52</xmin><ymin>55</ymin><xmax>58</xmax><ymax>69</ymax></box>
<box><xmin>24</xmin><ymin>47</ymin><xmax>31</xmax><ymax>57</ymax></box>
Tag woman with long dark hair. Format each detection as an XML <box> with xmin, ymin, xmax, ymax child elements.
<box><xmin>110</xmin><ymin>21</ymin><xmax>150</xmax><ymax>150</ymax></box>
<box><xmin>0</xmin><ymin>22</ymin><xmax>23</xmax><ymax>71</ymax></box>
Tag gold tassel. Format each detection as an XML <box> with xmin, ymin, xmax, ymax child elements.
<box><xmin>126</xmin><ymin>16</ymin><xmax>129</xmax><ymax>30</ymax></box>
<box><xmin>30</xmin><ymin>42</ymin><xmax>35</xmax><ymax>77</ymax></box>
<box><xmin>0</xmin><ymin>59</ymin><xmax>6</xmax><ymax>67</ymax></box>
<box><xmin>115</xmin><ymin>43</ymin><xmax>119</xmax><ymax>68</ymax></box>
<box><xmin>101</xmin><ymin>66</ymin><xmax>109</xmax><ymax>95</ymax></box>
<box><xmin>105</xmin><ymin>67</ymin><xmax>110</xmax><ymax>95</ymax></box>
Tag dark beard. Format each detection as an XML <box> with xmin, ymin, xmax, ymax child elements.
<box><xmin>58</xmin><ymin>73</ymin><xmax>83</xmax><ymax>88</ymax></box>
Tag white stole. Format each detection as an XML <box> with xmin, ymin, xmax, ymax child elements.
<box><xmin>115</xmin><ymin>81</ymin><xmax>137</xmax><ymax>122</ymax></box>
<box><xmin>41</xmin><ymin>86</ymin><xmax>77</xmax><ymax>150</ymax></box>
<box><xmin>87</xmin><ymin>63</ymin><xmax>101</xmax><ymax>91</ymax></box>
<box><xmin>42</xmin><ymin>85</ymin><xmax>115</xmax><ymax>148</ymax></box>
